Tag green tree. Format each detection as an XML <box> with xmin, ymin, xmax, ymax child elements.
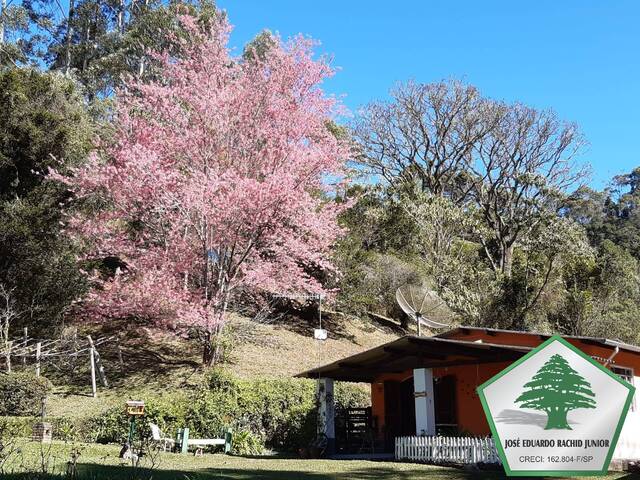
<box><xmin>43</xmin><ymin>0</ymin><xmax>221</xmax><ymax>99</ymax></box>
<box><xmin>516</xmin><ymin>354</ymin><xmax>596</xmax><ymax>430</ymax></box>
<box><xmin>564</xmin><ymin>167</ymin><xmax>640</xmax><ymax>260</ymax></box>
<box><xmin>0</xmin><ymin>0</ymin><xmax>33</xmax><ymax>66</ymax></box>
<box><xmin>550</xmin><ymin>239</ymin><xmax>640</xmax><ymax>344</ymax></box>
<box><xmin>0</xmin><ymin>68</ymin><xmax>92</xmax><ymax>333</ymax></box>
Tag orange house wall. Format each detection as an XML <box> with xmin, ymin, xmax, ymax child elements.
<box><xmin>370</xmin><ymin>332</ymin><xmax>640</xmax><ymax>437</ymax></box>
<box><xmin>433</xmin><ymin>362</ymin><xmax>512</xmax><ymax>435</ymax></box>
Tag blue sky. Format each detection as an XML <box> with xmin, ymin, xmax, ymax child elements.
<box><xmin>217</xmin><ymin>1</ymin><xmax>640</xmax><ymax>189</ymax></box>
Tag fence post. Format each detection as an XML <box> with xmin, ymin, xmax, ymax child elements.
<box><xmin>89</xmin><ymin>345</ymin><xmax>97</xmax><ymax>398</ymax></box>
<box><xmin>180</xmin><ymin>428</ymin><xmax>190</xmax><ymax>454</ymax></box>
<box><xmin>87</xmin><ymin>336</ymin><xmax>108</xmax><ymax>387</ymax></box>
<box><xmin>224</xmin><ymin>428</ymin><xmax>233</xmax><ymax>454</ymax></box>
<box><xmin>35</xmin><ymin>342</ymin><xmax>41</xmax><ymax>377</ymax></box>
<box><xmin>22</xmin><ymin>327</ymin><xmax>28</xmax><ymax>365</ymax></box>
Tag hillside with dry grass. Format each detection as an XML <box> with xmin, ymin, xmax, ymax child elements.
<box><xmin>44</xmin><ymin>313</ymin><xmax>401</xmax><ymax>419</ymax></box>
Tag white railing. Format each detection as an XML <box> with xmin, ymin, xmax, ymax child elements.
<box><xmin>395</xmin><ymin>436</ymin><xmax>501</xmax><ymax>464</ymax></box>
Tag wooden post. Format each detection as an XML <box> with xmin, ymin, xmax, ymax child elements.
<box><xmin>35</xmin><ymin>342</ymin><xmax>41</xmax><ymax>377</ymax></box>
<box><xmin>5</xmin><ymin>340</ymin><xmax>12</xmax><ymax>373</ymax></box>
<box><xmin>22</xmin><ymin>327</ymin><xmax>27</xmax><ymax>365</ymax></box>
<box><xmin>180</xmin><ymin>428</ymin><xmax>190</xmax><ymax>454</ymax></box>
<box><xmin>87</xmin><ymin>336</ymin><xmax>108</xmax><ymax>387</ymax></box>
<box><xmin>117</xmin><ymin>339</ymin><xmax>124</xmax><ymax>366</ymax></box>
<box><xmin>224</xmin><ymin>428</ymin><xmax>233</xmax><ymax>454</ymax></box>
<box><xmin>89</xmin><ymin>345</ymin><xmax>97</xmax><ymax>398</ymax></box>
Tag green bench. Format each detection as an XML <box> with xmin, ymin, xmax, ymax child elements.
<box><xmin>175</xmin><ymin>427</ymin><xmax>233</xmax><ymax>455</ymax></box>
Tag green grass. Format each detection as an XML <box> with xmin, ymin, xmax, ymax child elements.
<box><xmin>1</xmin><ymin>441</ymin><xmax>638</xmax><ymax>480</ymax></box>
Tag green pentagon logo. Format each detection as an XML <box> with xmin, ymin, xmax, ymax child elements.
<box><xmin>477</xmin><ymin>335</ymin><xmax>635</xmax><ymax>476</ymax></box>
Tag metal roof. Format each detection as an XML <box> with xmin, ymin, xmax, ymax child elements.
<box><xmin>297</xmin><ymin>327</ymin><xmax>640</xmax><ymax>382</ymax></box>
<box><xmin>436</xmin><ymin>327</ymin><xmax>640</xmax><ymax>355</ymax></box>
<box><xmin>296</xmin><ymin>335</ymin><xmax>531</xmax><ymax>382</ymax></box>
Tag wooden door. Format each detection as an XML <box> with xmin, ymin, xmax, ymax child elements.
<box><xmin>383</xmin><ymin>378</ymin><xmax>416</xmax><ymax>450</ymax></box>
<box><xmin>434</xmin><ymin>374</ymin><xmax>457</xmax><ymax>432</ymax></box>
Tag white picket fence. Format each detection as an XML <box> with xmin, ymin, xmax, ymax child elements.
<box><xmin>395</xmin><ymin>436</ymin><xmax>501</xmax><ymax>464</ymax></box>
<box><xmin>613</xmin><ymin>435</ymin><xmax>640</xmax><ymax>461</ymax></box>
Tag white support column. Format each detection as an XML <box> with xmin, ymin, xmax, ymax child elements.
<box><xmin>317</xmin><ymin>377</ymin><xmax>335</xmax><ymax>454</ymax></box>
<box><xmin>413</xmin><ymin>368</ymin><xmax>435</xmax><ymax>436</ymax></box>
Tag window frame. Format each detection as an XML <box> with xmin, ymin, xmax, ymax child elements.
<box><xmin>611</xmin><ymin>365</ymin><xmax>636</xmax><ymax>412</ymax></box>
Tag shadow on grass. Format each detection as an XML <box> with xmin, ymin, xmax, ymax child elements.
<box><xmin>2</xmin><ymin>464</ymin><xmax>639</xmax><ymax>480</ymax></box>
<box><xmin>0</xmin><ymin>462</ymin><xmax>524</xmax><ymax>480</ymax></box>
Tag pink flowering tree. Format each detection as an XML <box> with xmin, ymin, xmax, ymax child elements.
<box><xmin>53</xmin><ymin>14</ymin><xmax>349</xmax><ymax>365</ymax></box>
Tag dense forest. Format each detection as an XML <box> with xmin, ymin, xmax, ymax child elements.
<box><xmin>2</xmin><ymin>0</ymin><xmax>640</xmax><ymax>361</ymax></box>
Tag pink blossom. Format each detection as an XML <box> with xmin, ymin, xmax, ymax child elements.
<box><xmin>54</xmin><ymin>14</ymin><xmax>349</xmax><ymax>360</ymax></box>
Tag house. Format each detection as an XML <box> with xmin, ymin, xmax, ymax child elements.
<box><xmin>296</xmin><ymin>327</ymin><xmax>640</xmax><ymax>462</ymax></box>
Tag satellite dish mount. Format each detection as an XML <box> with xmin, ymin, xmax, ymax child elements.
<box><xmin>396</xmin><ymin>285</ymin><xmax>449</xmax><ymax>336</ymax></box>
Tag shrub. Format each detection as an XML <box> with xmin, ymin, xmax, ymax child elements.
<box><xmin>197</xmin><ymin>371</ymin><xmax>369</xmax><ymax>450</ymax></box>
<box><xmin>53</xmin><ymin>417</ymin><xmax>77</xmax><ymax>441</ymax></box>
<box><xmin>0</xmin><ymin>416</ymin><xmax>34</xmax><ymax>438</ymax></box>
<box><xmin>88</xmin><ymin>405</ymin><xmax>130</xmax><ymax>444</ymax></box>
<box><xmin>0</xmin><ymin>373</ymin><xmax>52</xmax><ymax>416</ymax></box>
<box><xmin>231</xmin><ymin>430</ymin><xmax>264</xmax><ymax>455</ymax></box>
<box><xmin>204</xmin><ymin>368</ymin><xmax>239</xmax><ymax>394</ymax></box>
<box><xmin>85</xmin><ymin>371</ymin><xmax>370</xmax><ymax>452</ymax></box>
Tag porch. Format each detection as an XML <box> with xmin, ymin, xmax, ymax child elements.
<box><xmin>297</xmin><ymin>334</ymin><xmax>530</xmax><ymax>457</ymax></box>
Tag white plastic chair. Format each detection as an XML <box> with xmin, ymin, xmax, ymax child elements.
<box><xmin>149</xmin><ymin>423</ymin><xmax>175</xmax><ymax>451</ymax></box>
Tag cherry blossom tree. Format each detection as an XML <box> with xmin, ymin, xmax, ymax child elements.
<box><xmin>53</xmin><ymin>14</ymin><xmax>349</xmax><ymax>365</ymax></box>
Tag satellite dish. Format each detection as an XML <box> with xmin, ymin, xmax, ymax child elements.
<box><xmin>396</xmin><ymin>285</ymin><xmax>450</xmax><ymax>335</ymax></box>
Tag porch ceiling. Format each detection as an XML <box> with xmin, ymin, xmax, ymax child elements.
<box><xmin>296</xmin><ymin>335</ymin><xmax>530</xmax><ymax>382</ymax></box>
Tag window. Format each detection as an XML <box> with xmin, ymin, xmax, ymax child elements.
<box><xmin>611</xmin><ymin>366</ymin><xmax>635</xmax><ymax>412</ymax></box>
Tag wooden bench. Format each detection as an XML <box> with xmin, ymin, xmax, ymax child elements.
<box><xmin>175</xmin><ymin>427</ymin><xmax>233</xmax><ymax>455</ymax></box>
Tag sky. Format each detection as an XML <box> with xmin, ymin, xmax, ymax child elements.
<box><xmin>217</xmin><ymin>0</ymin><xmax>640</xmax><ymax>189</ymax></box>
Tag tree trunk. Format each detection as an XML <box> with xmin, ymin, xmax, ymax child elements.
<box><xmin>212</xmin><ymin>322</ymin><xmax>225</xmax><ymax>365</ymax></box>
<box><xmin>202</xmin><ymin>329</ymin><xmax>214</xmax><ymax>366</ymax></box>
<box><xmin>64</xmin><ymin>0</ymin><xmax>76</xmax><ymax>75</ymax></box>
<box><xmin>136</xmin><ymin>0</ymin><xmax>150</xmax><ymax>78</ymax></box>
<box><xmin>117</xmin><ymin>0</ymin><xmax>125</xmax><ymax>34</ymax></box>
<box><xmin>545</xmin><ymin>408</ymin><xmax>571</xmax><ymax>430</ymax></box>
<box><xmin>81</xmin><ymin>23</ymin><xmax>90</xmax><ymax>73</ymax></box>
<box><xmin>502</xmin><ymin>242</ymin><xmax>514</xmax><ymax>278</ymax></box>
<box><xmin>0</xmin><ymin>0</ymin><xmax>6</xmax><ymax>45</ymax></box>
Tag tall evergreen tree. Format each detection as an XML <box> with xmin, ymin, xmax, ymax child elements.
<box><xmin>0</xmin><ymin>68</ymin><xmax>93</xmax><ymax>334</ymax></box>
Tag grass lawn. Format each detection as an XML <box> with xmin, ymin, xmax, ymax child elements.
<box><xmin>2</xmin><ymin>441</ymin><xmax>639</xmax><ymax>480</ymax></box>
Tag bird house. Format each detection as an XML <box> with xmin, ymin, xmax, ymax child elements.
<box><xmin>126</xmin><ymin>400</ymin><xmax>145</xmax><ymax>416</ymax></box>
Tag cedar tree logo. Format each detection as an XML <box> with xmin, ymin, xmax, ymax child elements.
<box><xmin>477</xmin><ymin>336</ymin><xmax>635</xmax><ymax>476</ymax></box>
<box><xmin>515</xmin><ymin>354</ymin><xmax>596</xmax><ymax>430</ymax></box>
